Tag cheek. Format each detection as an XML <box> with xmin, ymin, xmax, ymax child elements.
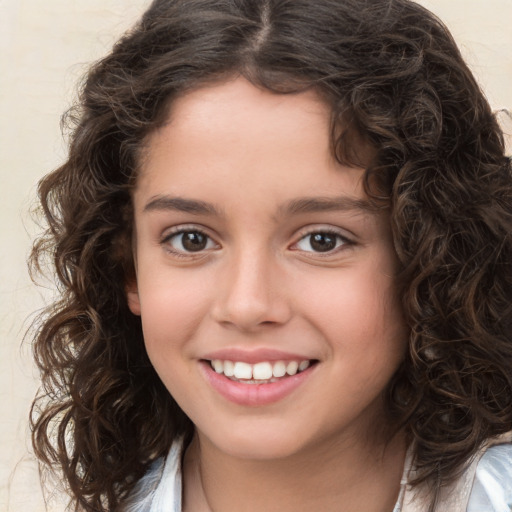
<box><xmin>296</xmin><ymin>260</ymin><xmax>407</xmax><ymax>368</ymax></box>
<box><xmin>137</xmin><ymin>269</ymin><xmax>213</xmax><ymax>355</ymax></box>
<box><xmin>137</xmin><ymin>276</ymin><xmax>209</xmax><ymax>402</ymax></box>
<box><xmin>301</xmin><ymin>268</ymin><xmax>400</xmax><ymax>330</ymax></box>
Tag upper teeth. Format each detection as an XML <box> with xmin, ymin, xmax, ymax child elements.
<box><xmin>210</xmin><ymin>360</ymin><xmax>311</xmax><ymax>380</ymax></box>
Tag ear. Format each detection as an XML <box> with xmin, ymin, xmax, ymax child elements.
<box><xmin>126</xmin><ymin>279</ymin><xmax>141</xmax><ymax>316</ymax></box>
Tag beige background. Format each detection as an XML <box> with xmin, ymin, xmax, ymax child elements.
<box><xmin>1</xmin><ymin>1</ymin><xmax>511</xmax><ymax>510</ymax></box>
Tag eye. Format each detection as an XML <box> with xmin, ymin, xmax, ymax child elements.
<box><xmin>163</xmin><ymin>229</ymin><xmax>217</xmax><ymax>254</ymax></box>
<box><xmin>294</xmin><ymin>231</ymin><xmax>350</xmax><ymax>253</ymax></box>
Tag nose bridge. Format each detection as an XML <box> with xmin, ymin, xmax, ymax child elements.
<box><xmin>213</xmin><ymin>242</ymin><xmax>290</xmax><ymax>330</ymax></box>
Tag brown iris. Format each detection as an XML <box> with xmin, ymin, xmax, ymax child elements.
<box><xmin>309</xmin><ymin>233</ymin><xmax>337</xmax><ymax>252</ymax></box>
<box><xmin>181</xmin><ymin>231</ymin><xmax>208</xmax><ymax>251</ymax></box>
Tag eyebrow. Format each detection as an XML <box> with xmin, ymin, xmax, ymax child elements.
<box><xmin>143</xmin><ymin>196</ymin><xmax>221</xmax><ymax>216</ymax></box>
<box><xmin>143</xmin><ymin>194</ymin><xmax>381</xmax><ymax>218</ymax></box>
<box><xmin>281</xmin><ymin>196</ymin><xmax>381</xmax><ymax>215</ymax></box>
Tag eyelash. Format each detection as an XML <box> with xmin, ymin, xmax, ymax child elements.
<box><xmin>160</xmin><ymin>226</ymin><xmax>218</xmax><ymax>258</ymax></box>
<box><xmin>160</xmin><ymin>226</ymin><xmax>355</xmax><ymax>258</ymax></box>
<box><xmin>291</xmin><ymin>228</ymin><xmax>354</xmax><ymax>256</ymax></box>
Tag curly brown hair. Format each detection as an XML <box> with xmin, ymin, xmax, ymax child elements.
<box><xmin>30</xmin><ymin>0</ymin><xmax>512</xmax><ymax>510</ymax></box>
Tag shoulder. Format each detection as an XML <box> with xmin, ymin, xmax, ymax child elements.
<box><xmin>120</xmin><ymin>439</ymin><xmax>184</xmax><ymax>512</ymax></box>
<box><xmin>467</xmin><ymin>442</ymin><xmax>512</xmax><ymax>512</ymax></box>
<box><xmin>400</xmin><ymin>434</ymin><xmax>512</xmax><ymax>512</ymax></box>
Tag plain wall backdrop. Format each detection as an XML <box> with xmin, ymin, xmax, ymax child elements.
<box><xmin>1</xmin><ymin>1</ymin><xmax>511</xmax><ymax>510</ymax></box>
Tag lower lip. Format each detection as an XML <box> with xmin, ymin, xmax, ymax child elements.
<box><xmin>200</xmin><ymin>362</ymin><xmax>316</xmax><ymax>407</ymax></box>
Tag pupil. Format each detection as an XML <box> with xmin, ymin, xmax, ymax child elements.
<box><xmin>310</xmin><ymin>233</ymin><xmax>336</xmax><ymax>252</ymax></box>
<box><xmin>182</xmin><ymin>232</ymin><xmax>207</xmax><ymax>251</ymax></box>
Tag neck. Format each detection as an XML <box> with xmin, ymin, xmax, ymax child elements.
<box><xmin>183</xmin><ymin>428</ymin><xmax>407</xmax><ymax>512</ymax></box>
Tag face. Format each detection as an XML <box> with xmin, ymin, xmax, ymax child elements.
<box><xmin>128</xmin><ymin>78</ymin><xmax>407</xmax><ymax>461</ymax></box>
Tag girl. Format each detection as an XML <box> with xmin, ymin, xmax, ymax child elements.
<box><xmin>30</xmin><ymin>1</ymin><xmax>512</xmax><ymax>511</ymax></box>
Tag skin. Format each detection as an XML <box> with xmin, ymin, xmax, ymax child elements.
<box><xmin>127</xmin><ymin>77</ymin><xmax>408</xmax><ymax>511</ymax></box>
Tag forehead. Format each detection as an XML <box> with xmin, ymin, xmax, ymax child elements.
<box><xmin>147</xmin><ymin>77</ymin><xmax>332</xmax><ymax>157</ymax></box>
<box><xmin>134</xmin><ymin>77</ymin><xmax>376</xmax><ymax>219</ymax></box>
<box><xmin>138</xmin><ymin>78</ymin><xmax>339</xmax><ymax>181</ymax></box>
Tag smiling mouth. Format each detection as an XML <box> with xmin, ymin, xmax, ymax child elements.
<box><xmin>206</xmin><ymin>359</ymin><xmax>316</xmax><ymax>384</ymax></box>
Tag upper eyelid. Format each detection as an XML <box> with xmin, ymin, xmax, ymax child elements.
<box><xmin>160</xmin><ymin>225</ymin><xmax>221</xmax><ymax>254</ymax></box>
<box><xmin>288</xmin><ymin>226</ymin><xmax>357</xmax><ymax>256</ymax></box>
<box><xmin>158</xmin><ymin>223</ymin><xmax>356</xmax><ymax>247</ymax></box>
<box><xmin>161</xmin><ymin>223</ymin><xmax>216</xmax><ymax>241</ymax></box>
<box><xmin>292</xmin><ymin>224</ymin><xmax>355</xmax><ymax>242</ymax></box>
<box><xmin>160</xmin><ymin>226</ymin><xmax>220</xmax><ymax>258</ymax></box>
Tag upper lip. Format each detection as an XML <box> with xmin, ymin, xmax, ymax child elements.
<box><xmin>202</xmin><ymin>348</ymin><xmax>316</xmax><ymax>364</ymax></box>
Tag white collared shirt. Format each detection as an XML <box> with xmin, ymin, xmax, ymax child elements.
<box><xmin>123</xmin><ymin>437</ymin><xmax>512</xmax><ymax>512</ymax></box>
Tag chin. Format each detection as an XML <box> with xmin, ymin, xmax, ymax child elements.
<box><xmin>197</xmin><ymin>418</ymin><xmax>324</xmax><ymax>462</ymax></box>
<box><xmin>219</xmin><ymin>439</ymin><xmax>304</xmax><ymax>461</ymax></box>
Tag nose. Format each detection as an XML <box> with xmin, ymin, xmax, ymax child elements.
<box><xmin>211</xmin><ymin>248</ymin><xmax>292</xmax><ymax>331</ymax></box>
